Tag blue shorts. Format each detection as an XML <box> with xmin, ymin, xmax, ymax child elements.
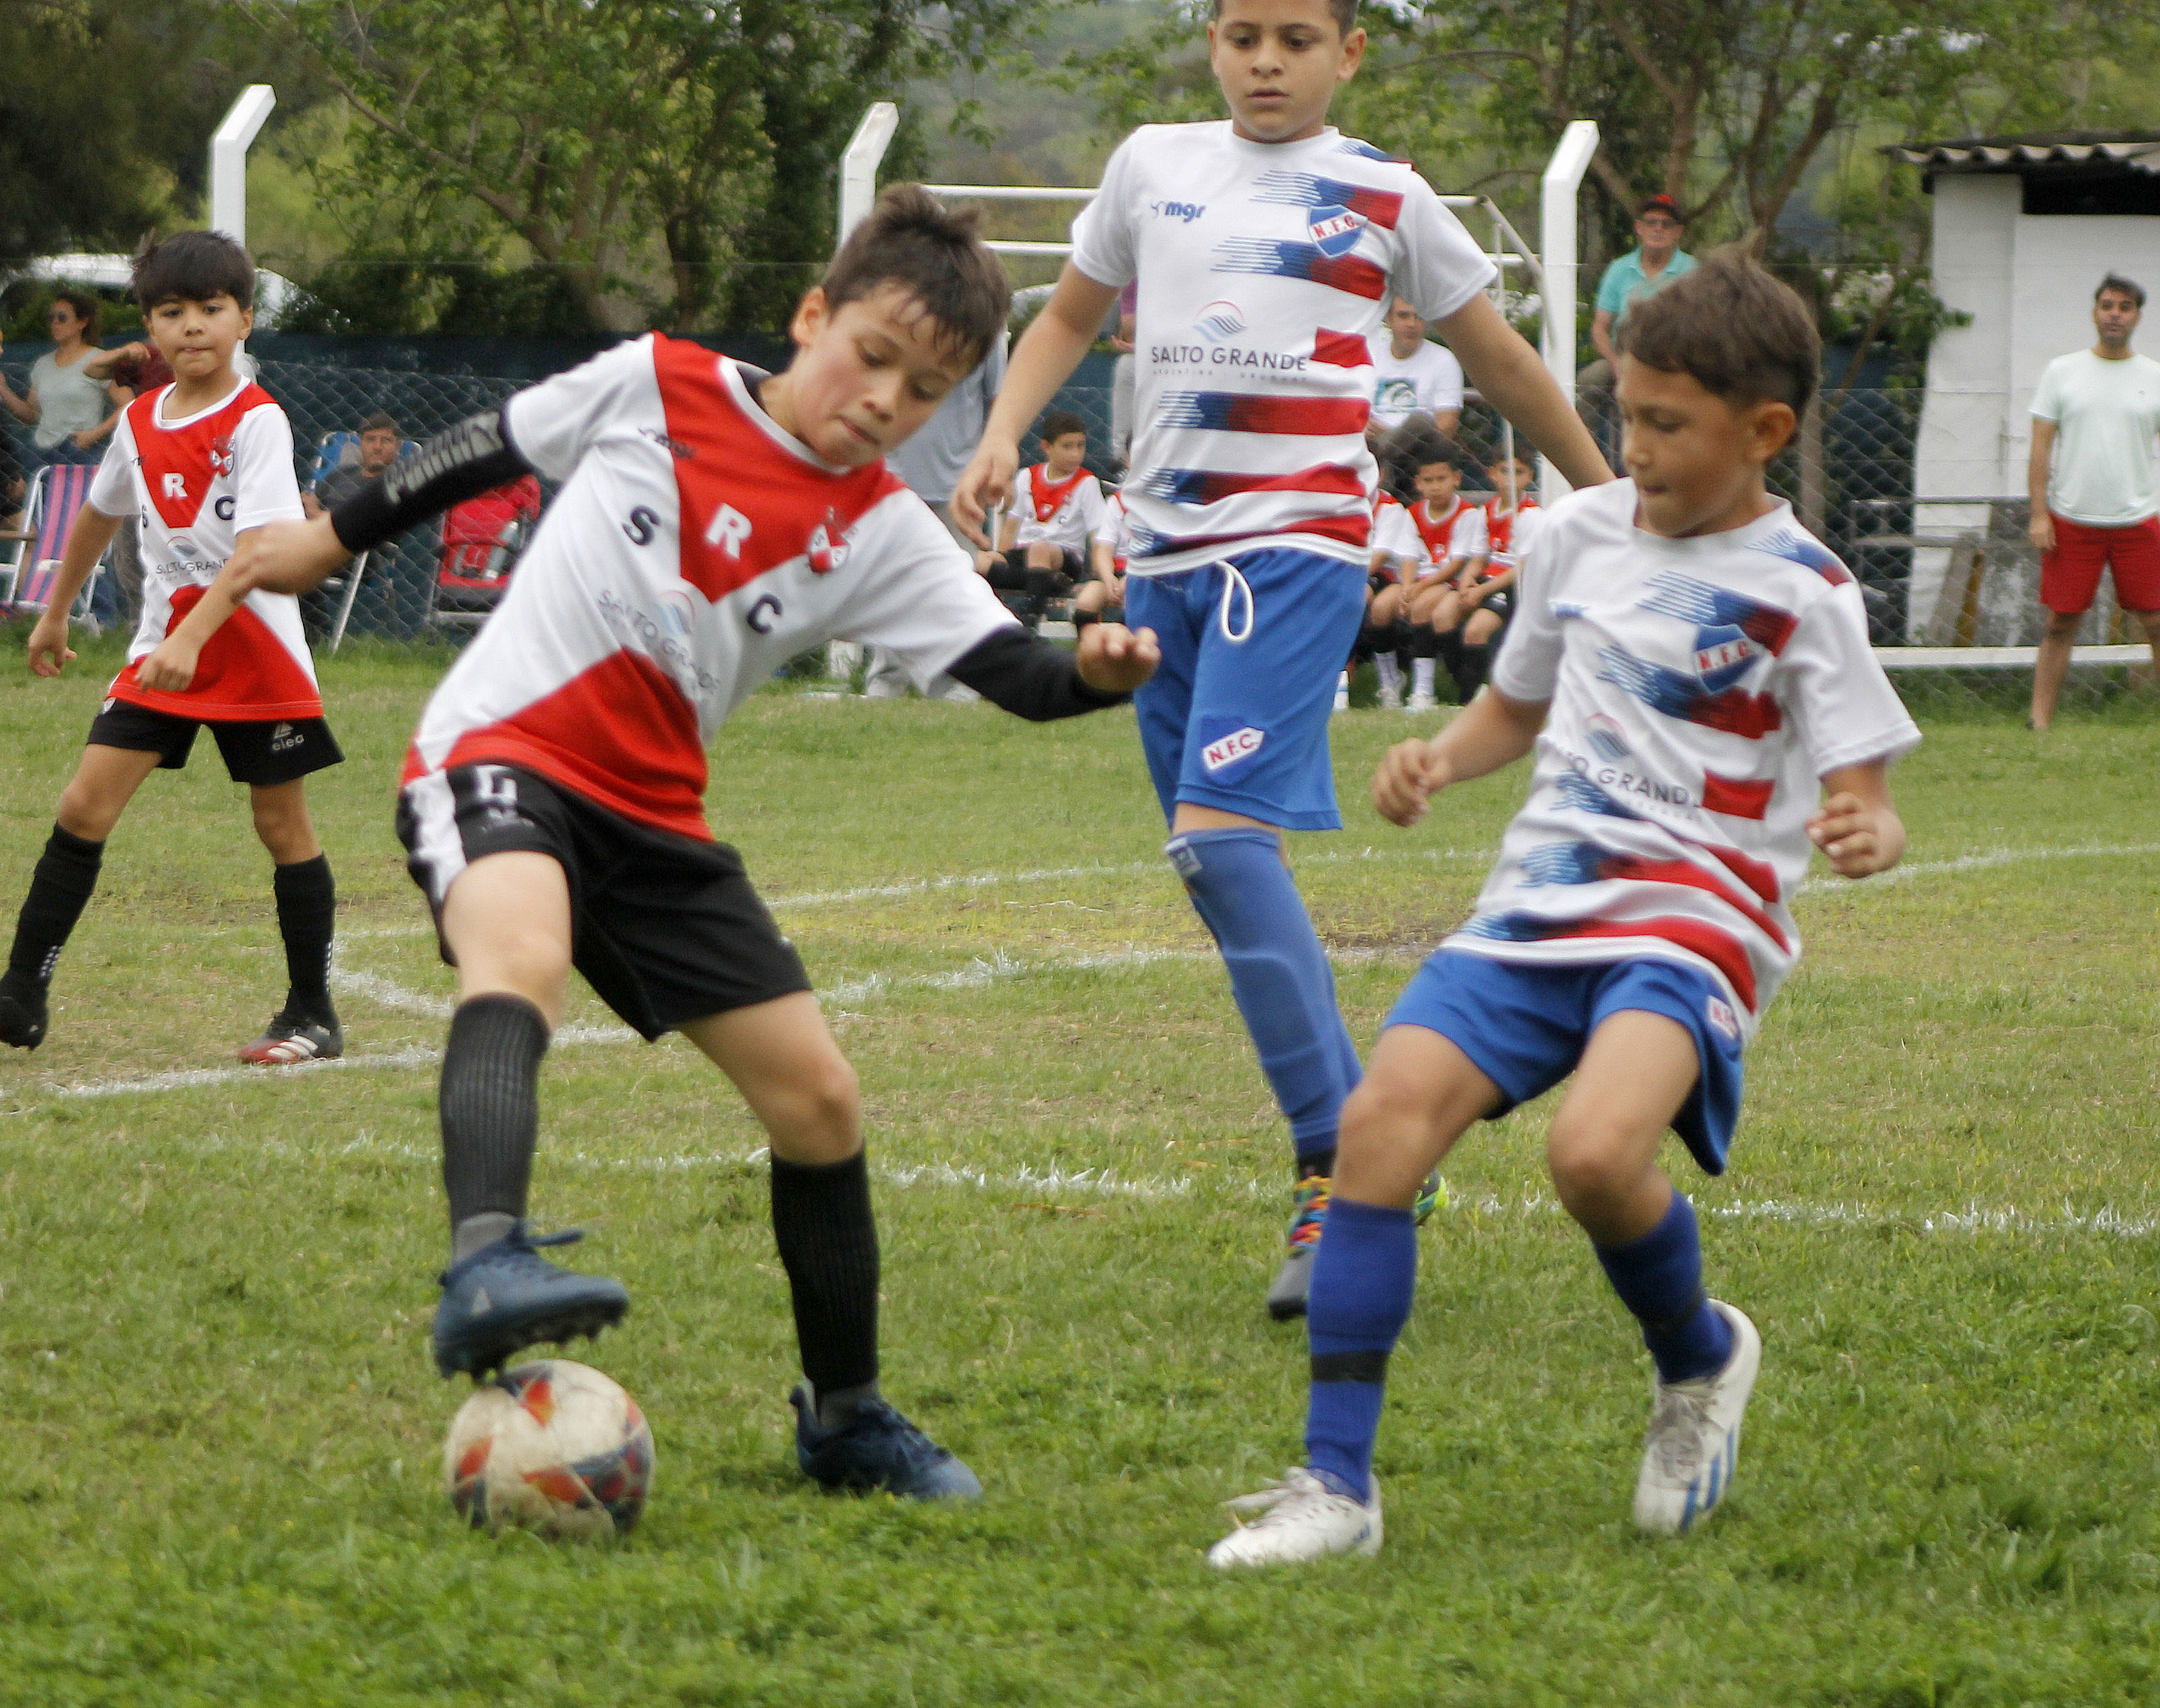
<box><xmin>1123</xmin><ymin>547</ymin><xmax>1368</xmax><ymax>831</ymax></box>
<box><xmin>1383</xmin><ymin>951</ymin><xmax>1745</xmax><ymax>1174</ymax></box>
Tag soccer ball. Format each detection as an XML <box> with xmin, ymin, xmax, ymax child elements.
<box><xmin>443</xmin><ymin>1359</ymin><xmax>653</xmax><ymax>1540</ymax></box>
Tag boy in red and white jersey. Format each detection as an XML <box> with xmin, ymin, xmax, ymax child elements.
<box><xmin>0</xmin><ymin>232</ymin><xmax>343</xmax><ymax>1067</ymax></box>
<box><xmin>979</xmin><ymin>409</ymin><xmax>1107</xmax><ymax>623</ymax></box>
<box><xmin>1389</xmin><ymin>454</ymin><xmax>1480</xmax><ymax>709</ymax></box>
<box><xmin>227</xmin><ymin>188</ymin><xmax>1158</xmax><ymax>1501</ymax></box>
<box><xmin>1075</xmin><ymin>486</ymin><xmax>1131</xmax><ymax>633</ymax></box>
<box><xmin>1429</xmin><ymin>448</ymin><xmax>1543</xmax><ymax>704</ymax></box>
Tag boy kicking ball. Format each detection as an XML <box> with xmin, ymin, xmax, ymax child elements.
<box><xmin>1209</xmin><ymin>257</ymin><xmax>1919</xmax><ymax>1566</ymax></box>
<box><xmin>0</xmin><ymin>231</ymin><xmax>344</xmax><ymax>1066</ymax></box>
<box><xmin>227</xmin><ymin>187</ymin><xmax>1156</xmax><ymax>1502</ymax></box>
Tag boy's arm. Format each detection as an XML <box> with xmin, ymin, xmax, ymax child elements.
<box><xmin>133</xmin><ymin>523</ymin><xmax>278</xmax><ymax>691</ymax></box>
<box><xmin>1432</xmin><ymin>293</ymin><xmax>1611</xmax><ymax>490</ymax></box>
<box><xmin>2026</xmin><ymin>418</ymin><xmax>2057</xmax><ymax>551</ymax></box>
<box><xmin>996</xmin><ymin>507</ymin><xmax>1018</xmax><ymax>552</ymax></box>
<box><xmin>1806</xmin><ymin>760</ymin><xmax>1904</xmax><ymax>878</ymax></box>
<box><xmin>1372</xmin><ymin>687</ymin><xmax>1546</xmax><ymax>826</ymax></box>
<box><xmin>944</xmin><ymin>622</ymin><xmax>1159</xmax><ymax>718</ymax></box>
<box><xmin>952</xmin><ymin>264</ymin><xmax>1121</xmax><ymax>543</ymax></box>
<box><xmin>25</xmin><ymin>503</ymin><xmax>124</xmax><ymax>676</ymax></box>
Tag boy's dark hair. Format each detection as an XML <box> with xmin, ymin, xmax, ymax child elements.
<box><xmin>1486</xmin><ymin>448</ymin><xmax>1533</xmax><ymax>472</ymax></box>
<box><xmin>2097</xmin><ymin>272</ymin><xmax>2147</xmax><ymax>309</ymax></box>
<box><xmin>1039</xmin><ymin>409</ymin><xmax>1087</xmax><ymax>444</ymax></box>
<box><xmin>132</xmin><ymin>230</ymin><xmax>256</xmax><ymax>311</ymax></box>
<box><xmin>1617</xmin><ymin>253</ymin><xmax>1820</xmax><ymax>416</ymax></box>
<box><xmin>1211</xmin><ymin>0</ymin><xmax>1358</xmax><ymax>34</ymax></box>
<box><xmin>1413</xmin><ymin>450</ymin><xmax>1458</xmax><ymax>475</ymax></box>
<box><xmin>360</xmin><ymin>411</ymin><xmax>402</xmax><ymax>435</ymax></box>
<box><xmin>821</xmin><ymin>184</ymin><xmax>1010</xmax><ymax>369</ymax></box>
<box><xmin>50</xmin><ymin>289</ymin><xmax>100</xmax><ymax>337</ymax></box>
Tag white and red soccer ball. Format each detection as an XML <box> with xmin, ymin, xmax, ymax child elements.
<box><xmin>443</xmin><ymin>1359</ymin><xmax>652</xmax><ymax>1540</ymax></box>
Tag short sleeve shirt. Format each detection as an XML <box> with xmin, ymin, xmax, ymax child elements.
<box><xmin>2028</xmin><ymin>350</ymin><xmax>2160</xmax><ymax>527</ymax></box>
<box><xmin>1366</xmin><ymin>335</ymin><xmax>1464</xmax><ymax>430</ymax></box>
<box><xmin>30</xmin><ymin>350</ymin><xmax>110</xmax><ymax>450</ymax></box>
<box><xmin>1595</xmin><ymin>249</ymin><xmax>1698</xmax><ymax>325</ymax></box>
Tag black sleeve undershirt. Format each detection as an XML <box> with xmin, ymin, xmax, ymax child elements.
<box><xmin>944</xmin><ymin>626</ymin><xmax>1131</xmax><ymax>720</ymax></box>
<box><xmin>328</xmin><ymin>408</ymin><xmax>534</xmax><ymax>554</ymax></box>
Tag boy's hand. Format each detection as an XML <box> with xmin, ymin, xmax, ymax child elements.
<box><xmin>225</xmin><ymin>514</ymin><xmax>352</xmax><ymax>595</ymax></box>
<box><xmin>952</xmin><ymin>437</ymin><xmax>1019</xmax><ymax>547</ymax></box>
<box><xmin>27</xmin><ymin>613</ymin><xmax>72</xmax><ymax>677</ymax></box>
<box><xmin>1075</xmin><ymin>623</ymin><xmax>1159</xmax><ymax>694</ymax></box>
<box><xmin>135</xmin><ymin>635</ymin><xmax>202</xmax><ymax>694</ymax></box>
<box><xmin>1807</xmin><ymin>791</ymin><xmax>1903</xmax><ymax>878</ymax></box>
<box><xmin>1373</xmin><ymin>737</ymin><xmax>1449</xmax><ymax>827</ymax></box>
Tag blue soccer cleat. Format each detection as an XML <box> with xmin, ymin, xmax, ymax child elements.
<box><xmin>789</xmin><ymin>1383</ymin><xmax>983</xmax><ymax>1500</ymax></box>
<box><xmin>432</xmin><ymin>1223</ymin><xmax>629</xmax><ymax>1379</ymax></box>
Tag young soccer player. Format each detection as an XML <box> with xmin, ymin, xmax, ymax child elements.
<box><xmin>222</xmin><ymin>187</ymin><xmax>1157</xmax><ymax>1501</ymax></box>
<box><xmin>1206</xmin><ymin>257</ymin><xmax>1919</xmax><ymax>1566</ymax></box>
<box><xmin>978</xmin><ymin>410</ymin><xmax>1107</xmax><ymax>623</ymax></box>
<box><xmin>0</xmin><ymin>231</ymin><xmax>344</xmax><ymax>1066</ymax></box>
<box><xmin>1452</xmin><ymin>447</ymin><xmax>1541</xmax><ymax>696</ymax></box>
<box><xmin>1075</xmin><ymin>488</ymin><xmax>1131</xmax><ymax>633</ymax></box>
<box><xmin>955</xmin><ymin>0</ymin><xmax>1611</xmax><ymax>1318</ymax></box>
<box><xmin>1389</xmin><ymin>453</ymin><xmax>1478</xmax><ymax>709</ymax></box>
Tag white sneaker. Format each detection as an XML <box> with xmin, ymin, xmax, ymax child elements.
<box><xmin>1405</xmin><ymin>689</ymin><xmax>1438</xmax><ymax>713</ymax></box>
<box><xmin>1206</xmin><ymin>1467</ymin><xmax>1383</xmax><ymax>1568</ymax></box>
<box><xmin>1632</xmin><ymin>1300</ymin><xmax>1760</xmax><ymax>1534</ymax></box>
<box><xmin>1376</xmin><ymin>680</ymin><xmax>1403</xmax><ymax>710</ymax></box>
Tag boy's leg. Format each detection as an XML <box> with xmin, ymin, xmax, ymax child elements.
<box><xmin>0</xmin><ymin>744</ymin><xmax>163</xmax><ymax>1050</ymax></box>
<box><xmin>1210</xmin><ymin>1024</ymin><xmax>1497</xmax><ymax>1568</ymax></box>
<box><xmin>1550</xmin><ymin>1009</ymin><xmax>1758</xmax><ymax>1534</ymax></box>
<box><xmin>682</xmin><ymin>993</ymin><xmax>980</xmax><ymax>1500</ymax></box>
<box><xmin>239</xmin><ymin>780</ymin><xmax>343</xmax><ymax>1064</ymax></box>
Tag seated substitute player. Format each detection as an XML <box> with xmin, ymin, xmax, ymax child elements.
<box><xmin>1387</xmin><ymin>453</ymin><xmax>1479</xmax><ymax>710</ymax></box>
<box><xmin>221</xmin><ymin>187</ymin><xmax>1159</xmax><ymax>1501</ymax></box>
<box><xmin>956</xmin><ymin>0</ymin><xmax>1612</xmax><ymax>1321</ymax></box>
<box><xmin>0</xmin><ymin>231</ymin><xmax>344</xmax><ymax>1066</ymax></box>
<box><xmin>978</xmin><ymin>410</ymin><xmax>1107</xmax><ymax>625</ymax></box>
<box><xmin>1075</xmin><ymin>487</ymin><xmax>1130</xmax><ymax>634</ymax></box>
<box><xmin>1339</xmin><ymin>491</ymin><xmax>1415</xmax><ymax>710</ymax></box>
<box><xmin>1208</xmin><ymin>257</ymin><xmax>1920</xmax><ymax>1566</ymax></box>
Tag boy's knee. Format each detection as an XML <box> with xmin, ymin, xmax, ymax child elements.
<box><xmin>55</xmin><ymin>783</ymin><xmax>119</xmax><ymax>841</ymax></box>
<box><xmin>1546</xmin><ymin>1120</ymin><xmax>1643</xmax><ymax>1211</ymax></box>
<box><xmin>1338</xmin><ymin>1071</ymin><xmax>1426</xmax><ymax>1150</ymax></box>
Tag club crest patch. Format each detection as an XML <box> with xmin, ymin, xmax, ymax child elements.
<box><xmin>1307</xmin><ymin>204</ymin><xmax>1364</xmax><ymax>259</ymax></box>
<box><xmin>1691</xmin><ymin>623</ymin><xmax>1762</xmax><ymax>694</ymax></box>
<box><xmin>1706</xmin><ymin>995</ymin><xmax>1740</xmax><ymax>1041</ymax></box>
<box><xmin>1200</xmin><ymin>724</ymin><xmax>1266</xmax><ymax>774</ymax></box>
<box><xmin>806</xmin><ymin>509</ymin><xmax>851</xmax><ymax>575</ymax></box>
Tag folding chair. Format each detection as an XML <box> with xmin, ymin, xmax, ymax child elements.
<box><xmin>428</xmin><ymin>475</ymin><xmax>543</xmax><ymax>633</ymax></box>
<box><xmin>317</xmin><ymin>434</ymin><xmax>417</xmax><ymax>654</ymax></box>
<box><xmin>0</xmin><ymin>464</ymin><xmax>108</xmax><ymax>634</ymax></box>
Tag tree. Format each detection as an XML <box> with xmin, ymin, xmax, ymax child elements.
<box><xmin>243</xmin><ymin>0</ymin><xmax>1045</xmax><ymax>334</ymax></box>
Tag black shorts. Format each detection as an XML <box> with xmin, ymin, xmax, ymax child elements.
<box><xmin>1476</xmin><ymin>588</ymin><xmax>1513</xmax><ymax>621</ymax></box>
<box><xmin>86</xmin><ymin>699</ymin><xmax>344</xmax><ymax>785</ymax></box>
<box><xmin>395</xmin><ymin>763</ymin><xmax>811</xmax><ymax>1042</ymax></box>
<box><xmin>990</xmin><ymin>546</ymin><xmax>1085</xmax><ymax>592</ymax></box>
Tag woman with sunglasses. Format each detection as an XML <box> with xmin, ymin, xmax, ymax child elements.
<box><xmin>0</xmin><ymin>291</ymin><xmax>133</xmax><ymax>471</ymax></box>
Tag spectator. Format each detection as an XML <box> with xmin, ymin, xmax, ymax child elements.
<box><xmin>1589</xmin><ymin>195</ymin><xmax>1697</xmax><ymax>374</ymax></box>
<box><xmin>1075</xmin><ymin>488</ymin><xmax>1130</xmax><ymax>636</ymax></box>
<box><xmin>304</xmin><ymin>412</ymin><xmax>405</xmax><ymax>517</ymax></box>
<box><xmin>976</xmin><ymin>410</ymin><xmax>1105</xmax><ymax>627</ymax></box>
<box><xmin>0</xmin><ymin>291</ymin><xmax>131</xmax><ymax>470</ymax></box>
<box><xmin>2026</xmin><ymin>273</ymin><xmax>2160</xmax><ymax>730</ymax></box>
<box><xmin>1365</xmin><ymin>295</ymin><xmax>1464</xmax><ymax>501</ymax></box>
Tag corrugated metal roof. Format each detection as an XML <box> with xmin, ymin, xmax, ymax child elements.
<box><xmin>1887</xmin><ymin>132</ymin><xmax>2160</xmax><ymax>172</ymax></box>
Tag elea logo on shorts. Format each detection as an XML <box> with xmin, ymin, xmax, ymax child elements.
<box><xmin>1706</xmin><ymin>996</ymin><xmax>1740</xmax><ymax>1041</ymax></box>
<box><xmin>1202</xmin><ymin>726</ymin><xmax>1265</xmax><ymax>772</ymax></box>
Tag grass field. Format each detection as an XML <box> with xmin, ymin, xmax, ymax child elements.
<box><xmin>3</xmin><ymin>636</ymin><xmax>2158</xmax><ymax>1707</ymax></box>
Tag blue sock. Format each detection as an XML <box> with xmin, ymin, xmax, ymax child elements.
<box><xmin>1593</xmin><ymin>1193</ymin><xmax>1734</xmax><ymax>1384</ymax></box>
<box><xmin>1166</xmin><ymin>829</ymin><xmax>1359</xmax><ymax>1167</ymax></box>
<box><xmin>1303</xmin><ymin>1197</ymin><xmax>1416</xmax><ymax>1502</ymax></box>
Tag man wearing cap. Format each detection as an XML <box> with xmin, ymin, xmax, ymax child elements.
<box><xmin>1591</xmin><ymin>195</ymin><xmax>1697</xmax><ymax>370</ymax></box>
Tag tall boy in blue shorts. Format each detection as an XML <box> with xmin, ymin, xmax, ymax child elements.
<box><xmin>956</xmin><ymin>0</ymin><xmax>1610</xmax><ymax>1318</ymax></box>
<box><xmin>1208</xmin><ymin>257</ymin><xmax>1920</xmax><ymax>1565</ymax></box>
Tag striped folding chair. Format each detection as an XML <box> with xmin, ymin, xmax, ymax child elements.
<box><xmin>0</xmin><ymin>464</ymin><xmax>106</xmax><ymax>634</ymax></box>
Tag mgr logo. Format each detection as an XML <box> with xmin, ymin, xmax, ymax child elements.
<box><xmin>1201</xmin><ymin>725</ymin><xmax>1266</xmax><ymax>772</ymax></box>
<box><xmin>1307</xmin><ymin>204</ymin><xmax>1364</xmax><ymax>258</ymax></box>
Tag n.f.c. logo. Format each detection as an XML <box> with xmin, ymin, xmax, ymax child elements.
<box><xmin>1307</xmin><ymin>205</ymin><xmax>1364</xmax><ymax>259</ymax></box>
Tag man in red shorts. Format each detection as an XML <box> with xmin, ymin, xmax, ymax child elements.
<box><xmin>2026</xmin><ymin>273</ymin><xmax>2160</xmax><ymax>729</ymax></box>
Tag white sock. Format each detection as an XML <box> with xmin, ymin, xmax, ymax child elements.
<box><xmin>1375</xmin><ymin>654</ymin><xmax>1401</xmax><ymax>694</ymax></box>
<box><xmin>1413</xmin><ymin>657</ymin><xmax>1436</xmax><ymax>697</ymax></box>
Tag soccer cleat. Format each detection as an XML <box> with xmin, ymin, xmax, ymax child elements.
<box><xmin>1413</xmin><ymin>1168</ymin><xmax>1445</xmax><ymax>1224</ymax></box>
<box><xmin>432</xmin><ymin>1223</ymin><xmax>630</xmax><ymax>1379</ymax></box>
<box><xmin>239</xmin><ymin>1011</ymin><xmax>344</xmax><ymax>1066</ymax></box>
<box><xmin>1206</xmin><ymin>1467</ymin><xmax>1383</xmax><ymax>1568</ymax></box>
<box><xmin>1376</xmin><ymin>680</ymin><xmax>1404</xmax><ymax>710</ymax></box>
<box><xmin>0</xmin><ymin>980</ymin><xmax>49</xmax><ymax>1051</ymax></box>
<box><xmin>1406</xmin><ymin>688</ymin><xmax>1439</xmax><ymax>713</ymax></box>
<box><xmin>1632</xmin><ymin>1300</ymin><xmax>1761</xmax><ymax>1534</ymax></box>
<box><xmin>789</xmin><ymin>1383</ymin><xmax>983</xmax><ymax>1500</ymax></box>
<box><xmin>1266</xmin><ymin>1173</ymin><xmax>1331</xmax><ymax>1320</ymax></box>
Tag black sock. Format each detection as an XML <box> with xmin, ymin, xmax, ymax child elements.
<box><xmin>440</xmin><ymin>994</ymin><xmax>551</xmax><ymax>1248</ymax></box>
<box><xmin>1073</xmin><ymin>607</ymin><xmax>1101</xmax><ymax>633</ymax></box>
<box><xmin>770</xmin><ymin>1151</ymin><xmax>880</xmax><ymax>1401</ymax></box>
<box><xmin>1454</xmin><ymin>643</ymin><xmax>1490</xmax><ymax>702</ymax></box>
<box><xmin>273</xmin><ymin>854</ymin><xmax>338</xmax><ymax>1026</ymax></box>
<box><xmin>4</xmin><ymin>825</ymin><xmax>104</xmax><ymax>994</ymax></box>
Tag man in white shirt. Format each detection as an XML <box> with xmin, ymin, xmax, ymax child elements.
<box><xmin>2026</xmin><ymin>273</ymin><xmax>2160</xmax><ymax>729</ymax></box>
<box><xmin>1367</xmin><ymin>295</ymin><xmax>1464</xmax><ymax>501</ymax></box>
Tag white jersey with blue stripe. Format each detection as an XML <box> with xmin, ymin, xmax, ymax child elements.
<box><xmin>1069</xmin><ymin>122</ymin><xmax>1495</xmax><ymax>577</ymax></box>
<box><xmin>1447</xmin><ymin>479</ymin><xmax>1919</xmax><ymax>1036</ymax></box>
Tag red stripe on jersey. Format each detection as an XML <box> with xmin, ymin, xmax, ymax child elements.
<box><xmin>1339</xmin><ymin>185</ymin><xmax>1405</xmax><ymax>230</ymax></box>
<box><xmin>422</xmin><ymin>649</ymin><xmax>712</xmax><ymax>841</ymax></box>
<box><xmin>1692</xmin><ymin>838</ymin><xmax>1780</xmax><ymax>907</ymax></box>
<box><xmin>1141</xmin><ymin>509</ymin><xmax>1371</xmax><ymax>559</ymax></box>
<box><xmin>1312</xmin><ymin>329</ymin><xmax>1373</xmax><ymax>368</ymax></box>
<box><xmin>1178</xmin><ymin>464</ymin><xmax>1371</xmax><ymax>504</ymax></box>
<box><xmin>1700</xmin><ymin>771</ymin><xmax>1775</xmax><ymax>821</ymax></box>
<box><xmin>129</xmin><ymin>384</ymin><xmax>275</xmax><ymax>529</ymax></box>
<box><xmin>1540</xmin><ymin>916</ymin><xmax>1759</xmax><ymax>1012</ymax></box>
<box><xmin>1309</xmin><ymin>252</ymin><xmax>1388</xmax><ymax>301</ymax></box>
<box><xmin>649</xmin><ymin>337</ymin><xmax>906</xmax><ymax>603</ymax></box>
<box><xmin>1602</xmin><ymin>855</ymin><xmax>1790</xmax><ymax>954</ymax></box>
<box><xmin>108</xmin><ymin>591</ymin><xmax>324</xmax><ymax>721</ymax></box>
<box><xmin>1411</xmin><ymin>498</ymin><xmax>1470</xmax><ymax>560</ymax></box>
<box><xmin>1225</xmin><ymin>396</ymin><xmax>1371</xmax><ymax>436</ymax></box>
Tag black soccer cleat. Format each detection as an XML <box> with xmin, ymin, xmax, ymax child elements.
<box><xmin>431</xmin><ymin>1223</ymin><xmax>629</xmax><ymax>1379</ymax></box>
<box><xmin>0</xmin><ymin>979</ymin><xmax>49</xmax><ymax>1052</ymax></box>
<box><xmin>790</xmin><ymin>1383</ymin><xmax>983</xmax><ymax>1501</ymax></box>
<box><xmin>239</xmin><ymin>1011</ymin><xmax>344</xmax><ymax>1067</ymax></box>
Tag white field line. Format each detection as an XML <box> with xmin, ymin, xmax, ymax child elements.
<box><xmin>1794</xmin><ymin>840</ymin><xmax>2160</xmax><ymax>898</ymax></box>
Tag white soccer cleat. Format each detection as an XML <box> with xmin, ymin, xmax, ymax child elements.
<box><xmin>1376</xmin><ymin>680</ymin><xmax>1403</xmax><ymax>710</ymax></box>
<box><xmin>1632</xmin><ymin>1300</ymin><xmax>1760</xmax><ymax>1535</ymax></box>
<box><xmin>1206</xmin><ymin>1467</ymin><xmax>1383</xmax><ymax>1568</ymax></box>
<box><xmin>1405</xmin><ymin>689</ymin><xmax>1438</xmax><ymax>713</ymax></box>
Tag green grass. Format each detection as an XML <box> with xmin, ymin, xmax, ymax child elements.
<box><xmin>3</xmin><ymin>635</ymin><xmax>2159</xmax><ymax>1706</ymax></box>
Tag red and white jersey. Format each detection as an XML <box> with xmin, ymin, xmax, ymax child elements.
<box><xmin>88</xmin><ymin>380</ymin><xmax>316</xmax><ymax>721</ymax></box>
<box><xmin>1010</xmin><ymin>462</ymin><xmax>1107</xmax><ymax>553</ymax></box>
<box><xmin>1476</xmin><ymin>497</ymin><xmax>1542</xmax><ymax>574</ymax></box>
<box><xmin>402</xmin><ymin>337</ymin><xmax>1015</xmax><ymax>841</ymax></box>
<box><xmin>1369</xmin><ymin>495</ymin><xmax>1417</xmax><ymax>575</ymax></box>
<box><xmin>1093</xmin><ymin>490</ymin><xmax>1131</xmax><ymax>573</ymax></box>
<box><xmin>1449</xmin><ymin>481</ymin><xmax>1919</xmax><ymax>1037</ymax></box>
<box><xmin>1406</xmin><ymin>494</ymin><xmax>1476</xmax><ymax>573</ymax></box>
<box><xmin>1070</xmin><ymin>122</ymin><xmax>1495</xmax><ymax>575</ymax></box>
